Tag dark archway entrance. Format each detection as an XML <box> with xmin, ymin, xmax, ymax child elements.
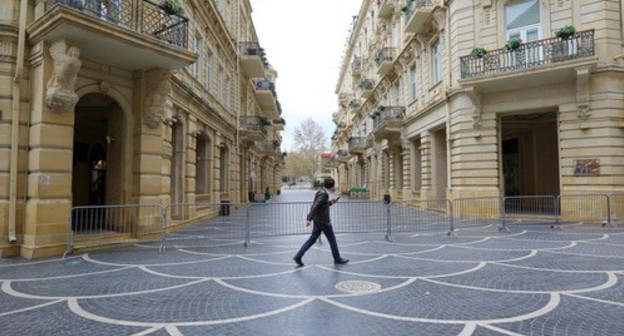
<box><xmin>72</xmin><ymin>93</ymin><xmax>124</xmax><ymax>208</ymax></box>
<box><xmin>501</xmin><ymin>111</ymin><xmax>560</xmax><ymax>197</ymax></box>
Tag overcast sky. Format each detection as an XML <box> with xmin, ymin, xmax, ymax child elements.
<box><xmin>249</xmin><ymin>0</ymin><xmax>363</xmax><ymax>152</ymax></box>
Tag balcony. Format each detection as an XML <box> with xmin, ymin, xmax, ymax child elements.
<box><xmin>358</xmin><ymin>79</ymin><xmax>374</xmax><ymax>98</ymax></box>
<box><xmin>253</xmin><ymin>78</ymin><xmax>280</xmax><ymax>119</ymax></box>
<box><xmin>240</xmin><ymin>42</ymin><xmax>266</xmax><ymax>78</ymax></box>
<box><xmin>403</xmin><ymin>0</ymin><xmax>435</xmax><ymax>35</ymax></box>
<box><xmin>338</xmin><ymin>92</ymin><xmax>349</xmax><ymax>104</ymax></box>
<box><xmin>348</xmin><ymin>99</ymin><xmax>361</xmax><ymax>111</ymax></box>
<box><xmin>371</xmin><ymin>106</ymin><xmax>405</xmax><ymax>137</ymax></box>
<box><xmin>258</xmin><ymin>140</ymin><xmax>280</xmax><ymax>156</ymax></box>
<box><xmin>378</xmin><ymin>0</ymin><xmax>393</xmax><ymax>18</ymax></box>
<box><xmin>348</xmin><ymin>137</ymin><xmax>367</xmax><ymax>155</ymax></box>
<box><xmin>272</xmin><ymin>118</ymin><xmax>285</xmax><ymax>131</ymax></box>
<box><xmin>459</xmin><ymin>30</ymin><xmax>597</xmax><ymax>91</ymax></box>
<box><xmin>239</xmin><ymin>116</ymin><xmax>267</xmax><ymax>142</ymax></box>
<box><xmin>375</xmin><ymin>47</ymin><xmax>396</xmax><ymax>76</ymax></box>
<box><xmin>29</xmin><ymin>0</ymin><xmax>195</xmax><ymax>70</ymax></box>
<box><xmin>336</xmin><ymin>149</ymin><xmax>350</xmax><ymax>162</ymax></box>
<box><xmin>351</xmin><ymin>57</ymin><xmax>362</xmax><ymax>77</ymax></box>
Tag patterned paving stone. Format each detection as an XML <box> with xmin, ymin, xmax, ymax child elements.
<box><xmin>338</xmin><ymin>241</ymin><xmax>447</xmax><ymax>254</ymax></box>
<box><xmin>87</xmin><ymin>248</ymin><xmax>223</xmax><ymax>265</ymax></box>
<box><xmin>510</xmin><ymin>231</ymin><xmax>606</xmax><ymax>241</ymax></box>
<box><xmin>504</xmin><ymin>250</ymin><xmax>624</xmax><ymax>271</ymax></box>
<box><xmin>436</xmin><ymin>263</ymin><xmax>609</xmax><ymax>292</ymax></box>
<box><xmin>148</xmin><ymin>255</ymin><xmax>297</xmax><ymax>278</ymax></box>
<box><xmin>0</xmin><ymin>301</ymin><xmax>146</xmax><ymax>335</ymax></box>
<box><xmin>555</xmin><ymin>241</ymin><xmax>624</xmax><ymax>257</ymax></box>
<box><xmin>495</xmin><ymin>294</ymin><xmax>624</xmax><ymax>335</ymax></box>
<box><xmin>178</xmin><ymin>299</ymin><xmax>467</xmax><ymax>336</ymax></box>
<box><xmin>573</xmin><ymin>273</ymin><xmax>624</xmax><ymax>304</ymax></box>
<box><xmin>2</xmin><ymin>203</ymin><xmax>624</xmax><ymax>336</ymax></box>
<box><xmin>332</xmin><ymin>280</ymin><xmax>552</xmax><ymax>321</ymax></box>
<box><xmin>225</xmin><ymin>266</ymin><xmax>406</xmax><ymax>296</ymax></box>
<box><xmin>0</xmin><ymin>289</ymin><xmax>52</xmax><ymax>314</ymax></box>
<box><xmin>78</xmin><ymin>280</ymin><xmax>303</xmax><ymax>323</ymax></box>
<box><xmin>412</xmin><ymin>245</ymin><xmax>532</xmax><ymax>262</ymax></box>
<box><xmin>10</xmin><ymin>267</ymin><xmax>194</xmax><ymax>298</ymax></box>
<box><xmin>331</xmin><ymin>255</ymin><xmax>479</xmax><ymax>278</ymax></box>
<box><xmin>465</xmin><ymin>236</ymin><xmax>572</xmax><ymax>250</ymax></box>
<box><xmin>0</xmin><ymin>257</ymin><xmax>120</xmax><ymax>280</ymax></box>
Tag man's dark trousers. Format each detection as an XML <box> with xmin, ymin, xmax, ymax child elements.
<box><xmin>295</xmin><ymin>221</ymin><xmax>341</xmax><ymax>261</ymax></box>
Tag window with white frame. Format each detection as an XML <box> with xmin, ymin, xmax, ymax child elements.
<box><xmin>432</xmin><ymin>40</ymin><xmax>441</xmax><ymax>84</ymax></box>
<box><xmin>410</xmin><ymin>65</ymin><xmax>418</xmax><ymax>101</ymax></box>
<box><xmin>205</xmin><ymin>52</ymin><xmax>213</xmax><ymax>90</ymax></box>
<box><xmin>505</xmin><ymin>0</ymin><xmax>541</xmax><ymax>42</ymax></box>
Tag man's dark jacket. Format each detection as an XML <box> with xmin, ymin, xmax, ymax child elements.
<box><xmin>307</xmin><ymin>188</ymin><xmax>333</xmax><ymax>225</ymax></box>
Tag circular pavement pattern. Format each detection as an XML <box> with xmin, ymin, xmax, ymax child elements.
<box><xmin>1</xmin><ymin>223</ymin><xmax>624</xmax><ymax>335</ymax></box>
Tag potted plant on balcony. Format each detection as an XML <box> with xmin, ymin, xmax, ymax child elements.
<box><xmin>160</xmin><ymin>0</ymin><xmax>183</xmax><ymax>15</ymax></box>
<box><xmin>555</xmin><ymin>25</ymin><xmax>576</xmax><ymax>39</ymax></box>
<box><xmin>470</xmin><ymin>47</ymin><xmax>488</xmax><ymax>58</ymax></box>
<box><xmin>505</xmin><ymin>37</ymin><xmax>522</xmax><ymax>51</ymax></box>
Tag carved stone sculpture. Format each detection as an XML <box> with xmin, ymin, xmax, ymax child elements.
<box><xmin>143</xmin><ymin>70</ymin><xmax>172</xmax><ymax>129</ymax></box>
<box><xmin>46</xmin><ymin>41</ymin><xmax>82</xmax><ymax>113</ymax></box>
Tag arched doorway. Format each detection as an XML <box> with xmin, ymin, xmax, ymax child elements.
<box><xmin>72</xmin><ymin>93</ymin><xmax>125</xmax><ymax>208</ymax></box>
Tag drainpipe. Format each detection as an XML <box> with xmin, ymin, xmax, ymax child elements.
<box><xmin>8</xmin><ymin>0</ymin><xmax>28</xmax><ymax>243</ymax></box>
<box><xmin>443</xmin><ymin>1</ymin><xmax>452</xmax><ymax>195</ymax></box>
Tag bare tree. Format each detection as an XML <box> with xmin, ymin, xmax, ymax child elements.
<box><xmin>291</xmin><ymin>117</ymin><xmax>327</xmax><ymax>183</ymax></box>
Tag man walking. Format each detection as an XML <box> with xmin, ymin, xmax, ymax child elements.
<box><xmin>293</xmin><ymin>178</ymin><xmax>349</xmax><ymax>267</ymax></box>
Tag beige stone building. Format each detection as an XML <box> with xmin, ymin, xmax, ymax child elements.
<box><xmin>332</xmin><ymin>0</ymin><xmax>624</xmax><ymax>208</ymax></box>
<box><xmin>0</xmin><ymin>0</ymin><xmax>284</xmax><ymax>258</ymax></box>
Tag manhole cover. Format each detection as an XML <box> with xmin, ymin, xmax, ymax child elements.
<box><xmin>335</xmin><ymin>280</ymin><xmax>381</xmax><ymax>293</ymax></box>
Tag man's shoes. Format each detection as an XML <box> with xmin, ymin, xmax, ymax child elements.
<box><xmin>293</xmin><ymin>256</ymin><xmax>304</xmax><ymax>267</ymax></box>
<box><xmin>334</xmin><ymin>258</ymin><xmax>349</xmax><ymax>265</ymax></box>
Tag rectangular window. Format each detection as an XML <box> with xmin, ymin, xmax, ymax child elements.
<box><xmin>217</xmin><ymin>66</ymin><xmax>224</xmax><ymax>99</ymax></box>
<box><xmin>224</xmin><ymin>76</ymin><xmax>230</xmax><ymax>108</ymax></box>
<box><xmin>194</xmin><ymin>36</ymin><xmax>201</xmax><ymax>78</ymax></box>
<box><xmin>205</xmin><ymin>53</ymin><xmax>213</xmax><ymax>90</ymax></box>
<box><xmin>432</xmin><ymin>40</ymin><xmax>441</xmax><ymax>84</ymax></box>
<box><xmin>410</xmin><ymin>65</ymin><xmax>418</xmax><ymax>100</ymax></box>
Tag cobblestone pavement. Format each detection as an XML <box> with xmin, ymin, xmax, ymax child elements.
<box><xmin>1</xmin><ymin>191</ymin><xmax>624</xmax><ymax>335</ymax></box>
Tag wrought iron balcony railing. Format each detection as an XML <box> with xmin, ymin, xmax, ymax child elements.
<box><xmin>47</xmin><ymin>0</ymin><xmax>189</xmax><ymax>48</ymax></box>
<box><xmin>358</xmin><ymin>79</ymin><xmax>374</xmax><ymax>91</ymax></box>
<box><xmin>253</xmin><ymin>78</ymin><xmax>275</xmax><ymax>92</ymax></box>
<box><xmin>460</xmin><ymin>30</ymin><xmax>595</xmax><ymax>79</ymax></box>
<box><xmin>375</xmin><ymin>47</ymin><xmax>396</xmax><ymax>67</ymax></box>
<box><xmin>348</xmin><ymin>137</ymin><xmax>367</xmax><ymax>151</ymax></box>
<box><xmin>348</xmin><ymin>99</ymin><xmax>361</xmax><ymax>110</ymax></box>
<box><xmin>402</xmin><ymin>0</ymin><xmax>434</xmax><ymax>22</ymax></box>
<box><xmin>372</xmin><ymin>106</ymin><xmax>405</xmax><ymax>129</ymax></box>
<box><xmin>239</xmin><ymin>116</ymin><xmax>268</xmax><ymax>135</ymax></box>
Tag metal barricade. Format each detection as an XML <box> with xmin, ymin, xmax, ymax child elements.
<box><xmin>244</xmin><ymin>200</ymin><xmax>388</xmax><ymax>246</ymax></box>
<box><xmin>556</xmin><ymin>194</ymin><xmax>610</xmax><ymax>226</ymax></box>
<box><xmin>389</xmin><ymin>199</ymin><xmax>453</xmax><ymax>238</ymax></box>
<box><xmin>451</xmin><ymin>197</ymin><xmax>503</xmax><ymax>232</ymax></box>
<box><xmin>608</xmin><ymin>193</ymin><xmax>624</xmax><ymax>227</ymax></box>
<box><xmin>163</xmin><ymin>202</ymin><xmax>248</xmax><ymax>249</ymax></box>
<box><xmin>502</xmin><ymin>195</ymin><xmax>558</xmax><ymax>228</ymax></box>
<box><xmin>65</xmin><ymin>204</ymin><xmax>165</xmax><ymax>257</ymax></box>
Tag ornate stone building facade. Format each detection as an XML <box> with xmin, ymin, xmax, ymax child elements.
<box><xmin>0</xmin><ymin>0</ymin><xmax>284</xmax><ymax>258</ymax></box>
<box><xmin>333</xmin><ymin>0</ymin><xmax>623</xmax><ymax>203</ymax></box>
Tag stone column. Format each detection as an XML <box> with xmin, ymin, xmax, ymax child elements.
<box><xmin>401</xmin><ymin>140</ymin><xmax>413</xmax><ymax>197</ymax></box>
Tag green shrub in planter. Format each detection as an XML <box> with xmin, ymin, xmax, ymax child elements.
<box><xmin>505</xmin><ymin>38</ymin><xmax>522</xmax><ymax>50</ymax></box>
<box><xmin>555</xmin><ymin>25</ymin><xmax>576</xmax><ymax>39</ymax></box>
<box><xmin>160</xmin><ymin>0</ymin><xmax>183</xmax><ymax>15</ymax></box>
<box><xmin>471</xmin><ymin>47</ymin><xmax>488</xmax><ymax>58</ymax></box>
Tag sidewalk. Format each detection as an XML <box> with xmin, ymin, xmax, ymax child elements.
<box><xmin>1</xmin><ymin>218</ymin><xmax>624</xmax><ymax>335</ymax></box>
